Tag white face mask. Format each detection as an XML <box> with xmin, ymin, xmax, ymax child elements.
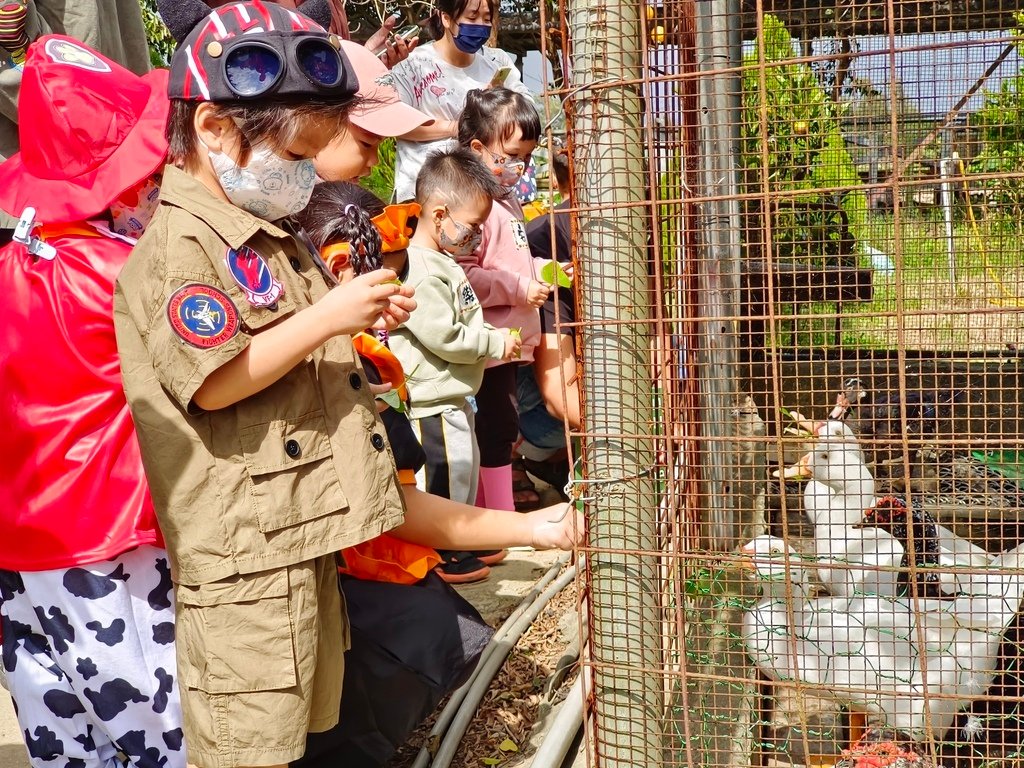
<box><xmin>208</xmin><ymin>144</ymin><xmax>317</xmax><ymax>221</ymax></box>
<box><xmin>110</xmin><ymin>176</ymin><xmax>161</xmax><ymax>238</ymax></box>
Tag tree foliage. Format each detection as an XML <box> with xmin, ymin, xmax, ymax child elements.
<box><xmin>969</xmin><ymin>12</ymin><xmax>1024</xmax><ymax>228</ymax></box>
<box><xmin>740</xmin><ymin>15</ymin><xmax>866</xmax><ymax>266</ymax></box>
<box><xmin>141</xmin><ymin>0</ymin><xmax>175</xmax><ymax>67</ymax></box>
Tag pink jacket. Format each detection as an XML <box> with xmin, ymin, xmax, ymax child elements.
<box><xmin>457</xmin><ymin>196</ymin><xmax>546</xmax><ymax>365</ymax></box>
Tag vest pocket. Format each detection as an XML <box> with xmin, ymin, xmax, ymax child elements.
<box><xmin>239</xmin><ymin>411</ymin><xmax>349</xmax><ymax>533</ymax></box>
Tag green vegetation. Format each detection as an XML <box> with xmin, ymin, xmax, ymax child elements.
<box><xmin>141</xmin><ymin>0</ymin><xmax>174</xmax><ymax>67</ymax></box>
<box><xmin>360</xmin><ymin>138</ymin><xmax>397</xmax><ymax>203</ymax></box>
<box><xmin>767</xmin><ymin>211</ymin><xmax>1024</xmax><ymax>351</ymax></box>
<box><xmin>739</xmin><ymin>15</ymin><xmax>867</xmax><ymax>268</ymax></box>
<box><xmin>969</xmin><ymin>12</ymin><xmax>1024</xmax><ymax>230</ymax></box>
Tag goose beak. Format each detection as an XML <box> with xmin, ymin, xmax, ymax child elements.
<box><xmin>784</xmin><ymin>410</ymin><xmax>818</xmax><ymax>436</ymax></box>
<box><xmin>773</xmin><ymin>452</ymin><xmax>812</xmax><ymax>480</ymax></box>
<box><xmin>735</xmin><ymin>545</ymin><xmax>757</xmax><ymax>572</ymax></box>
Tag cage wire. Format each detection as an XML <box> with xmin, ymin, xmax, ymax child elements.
<box><xmin>542</xmin><ymin>0</ymin><xmax>1024</xmax><ymax>766</ymax></box>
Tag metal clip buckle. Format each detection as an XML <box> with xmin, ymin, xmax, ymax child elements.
<box><xmin>13</xmin><ymin>207</ymin><xmax>57</xmax><ymax>261</ymax></box>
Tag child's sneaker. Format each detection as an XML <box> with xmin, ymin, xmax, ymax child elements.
<box><xmin>434</xmin><ymin>551</ymin><xmax>490</xmax><ymax>584</ymax></box>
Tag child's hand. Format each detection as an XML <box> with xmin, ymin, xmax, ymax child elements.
<box><xmin>501</xmin><ymin>328</ymin><xmax>522</xmax><ymax>361</ymax></box>
<box><xmin>368</xmin><ymin>381</ymin><xmax>393</xmax><ymax>413</ymax></box>
<box><xmin>371</xmin><ymin>282</ymin><xmax>417</xmax><ymax>333</ymax></box>
<box><xmin>529</xmin><ymin>503</ymin><xmax>584</xmax><ymax>550</ymax></box>
<box><xmin>526</xmin><ymin>279</ymin><xmax>552</xmax><ymax>308</ymax></box>
<box><xmin>318</xmin><ymin>269</ymin><xmax>406</xmax><ymax>337</ymax></box>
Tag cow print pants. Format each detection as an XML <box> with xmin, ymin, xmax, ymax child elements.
<box><xmin>1</xmin><ymin>545</ymin><xmax>185</xmax><ymax>768</ymax></box>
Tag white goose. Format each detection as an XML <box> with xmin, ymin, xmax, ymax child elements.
<box><xmin>788</xmin><ymin>425</ymin><xmax>991</xmax><ymax>598</ymax></box>
<box><xmin>798</xmin><ymin>436</ymin><xmax>906</xmax><ymax>598</ymax></box>
<box><xmin>739</xmin><ymin>535</ymin><xmax>1023</xmax><ymax>742</ymax></box>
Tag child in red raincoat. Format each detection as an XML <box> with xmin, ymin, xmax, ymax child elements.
<box><xmin>0</xmin><ymin>36</ymin><xmax>185</xmax><ymax>768</ymax></box>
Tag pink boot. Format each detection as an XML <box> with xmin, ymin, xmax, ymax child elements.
<box><xmin>477</xmin><ymin>464</ymin><xmax>516</xmax><ymax>512</ymax></box>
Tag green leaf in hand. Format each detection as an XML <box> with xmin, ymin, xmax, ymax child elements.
<box><xmin>540</xmin><ymin>261</ymin><xmax>572</xmax><ymax>288</ymax></box>
<box><xmin>376</xmin><ymin>389</ymin><xmax>405</xmax><ymax>413</ymax></box>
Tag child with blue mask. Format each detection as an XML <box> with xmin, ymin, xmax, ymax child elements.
<box><xmin>389</xmin><ymin>0</ymin><xmax>533</xmax><ymax>203</ymax></box>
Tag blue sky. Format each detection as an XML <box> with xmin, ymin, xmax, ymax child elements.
<box><xmin>520</xmin><ymin>31</ymin><xmax>1022</xmax><ymax>118</ymax></box>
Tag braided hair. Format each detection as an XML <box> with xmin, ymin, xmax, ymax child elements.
<box><xmin>296</xmin><ymin>182</ymin><xmax>385</xmax><ymax>276</ymax></box>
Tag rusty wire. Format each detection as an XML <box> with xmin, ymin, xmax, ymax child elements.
<box><xmin>543</xmin><ymin>0</ymin><xmax>1024</xmax><ymax>766</ymax></box>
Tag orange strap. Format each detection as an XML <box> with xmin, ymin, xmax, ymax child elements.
<box><xmin>38</xmin><ymin>223</ymin><xmax>104</xmax><ymax>241</ymax></box>
<box><xmin>353</xmin><ymin>331</ymin><xmax>409</xmax><ymax>402</ymax></box>
<box><xmin>371</xmin><ymin>203</ymin><xmax>420</xmax><ymax>253</ymax></box>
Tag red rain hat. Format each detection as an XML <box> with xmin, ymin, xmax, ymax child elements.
<box><xmin>0</xmin><ymin>36</ymin><xmax>170</xmax><ymax>222</ymax></box>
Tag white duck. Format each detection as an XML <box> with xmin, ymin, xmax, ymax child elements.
<box><xmin>788</xmin><ymin>425</ymin><xmax>991</xmax><ymax>598</ymax></box>
<box><xmin>798</xmin><ymin>436</ymin><xmax>906</xmax><ymax>598</ymax></box>
<box><xmin>739</xmin><ymin>535</ymin><xmax>1021</xmax><ymax>742</ymax></box>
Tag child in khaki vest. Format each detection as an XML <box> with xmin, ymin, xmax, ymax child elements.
<box><xmin>114</xmin><ymin>4</ymin><xmax>415</xmax><ymax>767</ymax></box>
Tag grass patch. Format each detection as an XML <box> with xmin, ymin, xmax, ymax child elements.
<box><xmin>765</xmin><ymin>210</ymin><xmax>1024</xmax><ymax>351</ymax></box>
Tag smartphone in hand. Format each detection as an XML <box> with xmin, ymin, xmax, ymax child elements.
<box><xmin>489</xmin><ymin>66</ymin><xmax>512</xmax><ymax>87</ymax></box>
<box><xmin>375</xmin><ymin>24</ymin><xmax>423</xmax><ymax>59</ymax></box>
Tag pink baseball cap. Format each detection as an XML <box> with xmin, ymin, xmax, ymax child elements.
<box><xmin>340</xmin><ymin>40</ymin><xmax>433</xmax><ymax>137</ymax></box>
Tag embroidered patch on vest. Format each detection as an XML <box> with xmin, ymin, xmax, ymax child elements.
<box><xmin>167</xmin><ymin>284</ymin><xmax>240</xmax><ymax>348</ymax></box>
<box><xmin>225</xmin><ymin>245</ymin><xmax>284</xmax><ymax>307</ymax></box>
<box><xmin>44</xmin><ymin>39</ymin><xmax>111</xmax><ymax>72</ymax></box>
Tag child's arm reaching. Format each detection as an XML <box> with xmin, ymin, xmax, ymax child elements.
<box><xmin>391</xmin><ymin>485</ymin><xmax>583</xmax><ymax>551</ymax></box>
<box><xmin>193</xmin><ymin>269</ymin><xmax>415</xmax><ymax>411</ymax></box>
<box><xmin>458</xmin><ymin>241</ymin><xmax>551</xmax><ymax>309</ymax></box>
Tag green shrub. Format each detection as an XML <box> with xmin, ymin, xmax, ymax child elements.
<box><xmin>970</xmin><ymin>14</ymin><xmax>1024</xmax><ymax>229</ymax></box>
<box><xmin>361</xmin><ymin>138</ymin><xmax>397</xmax><ymax>203</ymax></box>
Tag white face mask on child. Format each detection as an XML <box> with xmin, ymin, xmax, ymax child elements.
<box><xmin>207</xmin><ymin>143</ymin><xmax>317</xmax><ymax>221</ymax></box>
<box><xmin>438</xmin><ymin>208</ymin><xmax>483</xmax><ymax>257</ymax></box>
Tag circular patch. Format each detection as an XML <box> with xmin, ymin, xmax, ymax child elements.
<box><xmin>44</xmin><ymin>38</ymin><xmax>112</xmax><ymax>72</ymax></box>
<box><xmin>225</xmin><ymin>245</ymin><xmax>283</xmax><ymax>307</ymax></box>
<box><xmin>167</xmin><ymin>284</ymin><xmax>240</xmax><ymax>348</ymax></box>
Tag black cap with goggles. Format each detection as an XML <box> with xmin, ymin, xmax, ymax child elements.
<box><xmin>168</xmin><ymin>1</ymin><xmax>357</xmax><ymax>103</ymax></box>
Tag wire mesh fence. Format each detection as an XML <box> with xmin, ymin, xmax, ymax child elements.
<box><xmin>538</xmin><ymin>0</ymin><xmax>1024</xmax><ymax>765</ymax></box>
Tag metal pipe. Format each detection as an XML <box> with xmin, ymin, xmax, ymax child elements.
<box><xmin>563</xmin><ymin>0</ymin><xmax>664</xmax><ymax>762</ymax></box>
<box><xmin>682</xmin><ymin>3</ymin><xmax>765</xmax><ymax>768</ymax></box>
<box><xmin>940</xmin><ymin>154</ymin><xmax>957</xmax><ymax>287</ymax></box>
<box><xmin>693</xmin><ymin>0</ymin><xmax>745</xmax><ymax>549</ymax></box>
<box><xmin>429</xmin><ymin>563</ymin><xmax>580</xmax><ymax>768</ymax></box>
<box><xmin>409</xmin><ymin>554</ymin><xmax>572</xmax><ymax>768</ymax></box>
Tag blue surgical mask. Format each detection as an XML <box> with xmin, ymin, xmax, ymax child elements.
<box><xmin>451</xmin><ymin>22</ymin><xmax>491</xmax><ymax>54</ymax></box>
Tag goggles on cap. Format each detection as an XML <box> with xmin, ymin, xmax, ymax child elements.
<box><xmin>169</xmin><ymin>2</ymin><xmax>357</xmax><ymax>103</ymax></box>
<box><xmin>218</xmin><ymin>35</ymin><xmax>346</xmax><ymax>99</ymax></box>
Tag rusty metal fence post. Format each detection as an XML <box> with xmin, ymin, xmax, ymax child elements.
<box><xmin>563</xmin><ymin>0</ymin><xmax>664</xmax><ymax>764</ymax></box>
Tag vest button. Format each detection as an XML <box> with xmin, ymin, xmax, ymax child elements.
<box><xmin>370</xmin><ymin>433</ymin><xmax>385</xmax><ymax>451</ymax></box>
<box><xmin>349</xmin><ymin>372</ymin><xmax>362</xmax><ymax>390</ymax></box>
<box><xmin>284</xmin><ymin>439</ymin><xmax>302</xmax><ymax>458</ymax></box>
<box><xmin>289</xmin><ymin>257</ymin><xmax>302</xmax><ymax>271</ymax></box>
